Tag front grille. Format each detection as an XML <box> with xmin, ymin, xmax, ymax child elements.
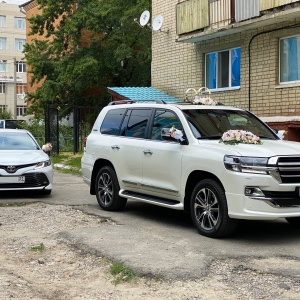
<box><xmin>0</xmin><ymin>173</ymin><xmax>49</xmax><ymax>189</ymax></box>
<box><xmin>0</xmin><ymin>163</ymin><xmax>37</xmax><ymax>173</ymax></box>
<box><xmin>277</xmin><ymin>156</ymin><xmax>300</xmax><ymax>184</ymax></box>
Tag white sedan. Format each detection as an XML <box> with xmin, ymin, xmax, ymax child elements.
<box><xmin>0</xmin><ymin>129</ymin><xmax>53</xmax><ymax>194</ymax></box>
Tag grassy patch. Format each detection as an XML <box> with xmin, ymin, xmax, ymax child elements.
<box><xmin>31</xmin><ymin>242</ymin><xmax>45</xmax><ymax>252</ymax></box>
<box><xmin>51</xmin><ymin>152</ymin><xmax>83</xmax><ymax>175</ymax></box>
<box><xmin>110</xmin><ymin>262</ymin><xmax>137</xmax><ymax>285</ymax></box>
<box><xmin>0</xmin><ymin>202</ymin><xmax>34</xmax><ymax>207</ymax></box>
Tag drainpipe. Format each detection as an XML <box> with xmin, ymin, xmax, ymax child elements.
<box><xmin>248</xmin><ymin>24</ymin><xmax>300</xmax><ymax>111</ymax></box>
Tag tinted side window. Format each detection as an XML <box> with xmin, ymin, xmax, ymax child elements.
<box><xmin>151</xmin><ymin>110</ymin><xmax>182</xmax><ymax>141</ymax></box>
<box><xmin>100</xmin><ymin>108</ymin><xmax>126</xmax><ymax>135</ymax></box>
<box><xmin>120</xmin><ymin>109</ymin><xmax>152</xmax><ymax>139</ymax></box>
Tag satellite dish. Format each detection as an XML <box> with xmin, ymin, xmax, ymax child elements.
<box><xmin>152</xmin><ymin>15</ymin><xmax>163</xmax><ymax>31</ymax></box>
<box><xmin>139</xmin><ymin>10</ymin><xmax>150</xmax><ymax>27</ymax></box>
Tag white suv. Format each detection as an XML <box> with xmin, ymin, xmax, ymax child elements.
<box><xmin>81</xmin><ymin>101</ymin><xmax>300</xmax><ymax>238</ymax></box>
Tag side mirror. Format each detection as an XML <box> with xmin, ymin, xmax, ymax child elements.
<box><xmin>161</xmin><ymin>128</ymin><xmax>188</xmax><ymax>145</ymax></box>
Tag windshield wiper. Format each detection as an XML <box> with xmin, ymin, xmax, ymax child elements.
<box><xmin>197</xmin><ymin>135</ymin><xmax>222</xmax><ymax>140</ymax></box>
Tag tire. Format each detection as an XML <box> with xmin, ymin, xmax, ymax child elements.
<box><xmin>190</xmin><ymin>179</ymin><xmax>238</xmax><ymax>238</ymax></box>
<box><xmin>95</xmin><ymin>166</ymin><xmax>127</xmax><ymax>211</ymax></box>
<box><xmin>285</xmin><ymin>217</ymin><xmax>300</xmax><ymax>228</ymax></box>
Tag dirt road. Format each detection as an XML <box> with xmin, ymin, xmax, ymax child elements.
<box><xmin>1</xmin><ymin>202</ymin><xmax>300</xmax><ymax>300</ymax></box>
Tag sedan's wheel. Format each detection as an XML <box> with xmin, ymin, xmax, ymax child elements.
<box><xmin>285</xmin><ymin>217</ymin><xmax>300</xmax><ymax>228</ymax></box>
<box><xmin>95</xmin><ymin>166</ymin><xmax>127</xmax><ymax>211</ymax></box>
<box><xmin>190</xmin><ymin>179</ymin><xmax>238</xmax><ymax>238</ymax></box>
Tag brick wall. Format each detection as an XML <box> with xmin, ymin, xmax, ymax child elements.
<box><xmin>152</xmin><ymin>0</ymin><xmax>300</xmax><ymax>119</ymax></box>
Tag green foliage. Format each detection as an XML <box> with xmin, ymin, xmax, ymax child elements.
<box><xmin>24</xmin><ymin>0</ymin><xmax>151</xmax><ymax>118</ymax></box>
<box><xmin>110</xmin><ymin>262</ymin><xmax>137</xmax><ymax>284</ymax></box>
<box><xmin>31</xmin><ymin>242</ymin><xmax>45</xmax><ymax>252</ymax></box>
<box><xmin>18</xmin><ymin>118</ymin><xmax>45</xmax><ymax>145</ymax></box>
<box><xmin>0</xmin><ymin>110</ymin><xmax>13</xmax><ymax>119</ymax></box>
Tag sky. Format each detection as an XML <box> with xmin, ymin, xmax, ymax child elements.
<box><xmin>3</xmin><ymin>0</ymin><xmax>28</xmax><ymax>4</ymax></box>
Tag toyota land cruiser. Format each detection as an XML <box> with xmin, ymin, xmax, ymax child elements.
<box><xmin>81</xmin><ymin>101</ymin><xmax>300</xmax><ymax>238</ymax></box>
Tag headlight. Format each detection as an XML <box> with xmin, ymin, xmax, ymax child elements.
<box><xmin>224</xmin><ymin>156</ymin><xmax>270</xmax><ymax>174</ymax></box>
<box><xmin>35</xmin><ymin>160</ymin><xmax>51</xmax><ymax>169</ymax></box>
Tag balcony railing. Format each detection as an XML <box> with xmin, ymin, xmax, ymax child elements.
<box><xmin>260</xmin><ymin>0</ymin><xmax>299</xmax><ymax>11</ymax></box>
<box><xmin>176</xmin><ymin>0</ymin><xmax>300</xmax><ymax>36</ymax></box>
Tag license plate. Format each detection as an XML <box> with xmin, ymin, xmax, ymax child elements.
<box><xmin>0</xmin><ymin>176</ymin><xmax>25</xmax><ymax>184</ymax></box>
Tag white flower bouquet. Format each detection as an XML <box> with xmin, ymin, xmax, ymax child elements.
<box><xmin>220</xmin><ymin>130</ymin><xmax>262</xmax><ymax>145</ymax></box>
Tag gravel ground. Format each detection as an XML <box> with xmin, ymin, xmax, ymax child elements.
<box><xmin>1</xmin><ymin>202</ymin><xmax>300</xmax><ymax>300</ymax></box>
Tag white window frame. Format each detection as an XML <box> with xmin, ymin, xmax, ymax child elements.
<box><xmin>16</xmin><ymin>61</ymin><xmax>26</xmax><ymax>73</ymax></box>
<box><xmin>0</xmin><ymin>82</ymin><xmax>6</xmax><ymax>94</ymax></box>
<box><xmin>0</xmin><ymin>15</ymin><xmax>6</xmax><ymax>28</ymax></box>
<box><xmin>205</xmin><ymin>47</ymin><xmax>241</xmax><ymax>92</ymax></box>
<box><xmin>0</xmin><ymin>105</ymin><xmax>7</xmax><ymax>112</ymax></box>
<box><xmin>16</xmin><ymin>83</ymin><xmax>26</xmax><ymax>95</ymax></box>
<box><xmin>17</xmin><ymin>105</ymin><xmax>27</xmax><ymax>117</ymax></box>
<box><xmin>14</xmin><ymin>17</ymin><xmax>26</xmax><ymax>29</ymax></box>
<box><xmin>15</xmin><ymin>39</ymin><xmax>26</xmax><ymax>51</ymax></box>
<box><xmin>279</xmin><ymin>34</ymin><xmax>300</xmax><ymax>84</ymax></box>
<box><xmin>0</xmin><ymin>37</ymin><xmax>7</xmax><ymax>50</ymax></box>
<box><xmin>0</xmin><ymin>60</ymin><xmax>7</xmax><ymax>72</ymax></box>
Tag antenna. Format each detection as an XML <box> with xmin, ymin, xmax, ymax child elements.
<box><xmin>152</xmin><ymin>15</ymin><xmax>169</xmax><ymax>34</ymax></box>
<box><xmin>134</xmin><ymin>12</ymin><xmax>169</xmax><ymax>34</ymax></box>
<box><xmin>139</xmin><ymin>10</ymin><xmax>150</xmax><ymax>27</ymax></box>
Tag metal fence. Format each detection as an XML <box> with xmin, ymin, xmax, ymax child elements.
<box><xmin>45</xmin><ymin>105</ymin><xmax>103</xmax><ymax>154</ymax></box>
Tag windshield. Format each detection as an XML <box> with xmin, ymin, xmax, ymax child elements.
<box><xmin>183</xmin><ymin>109</ymin><xmax>278</xmax><ymax>140</ymax></box>
<box><xmin>0</xmin><ymin>132</ymin><xmax>40</xmax><ymax>150</ymax></box>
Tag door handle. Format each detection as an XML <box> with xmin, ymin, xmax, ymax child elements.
<box><xmin>111</xmin><ymin>145</ymin><xmax>120</xmax><ymax>150</ymax></box>
<box><xmin>143</xmin><ymin>149</ymin><xmax>153</xmax><ymax>155</ymax></box>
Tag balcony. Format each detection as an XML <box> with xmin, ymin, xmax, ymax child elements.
<box><xmin>176</xmin><ymin>0</ymin><xmax>300</xmax><ymax>43</ymax></box>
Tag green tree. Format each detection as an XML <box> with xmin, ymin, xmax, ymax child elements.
<box><xmin>0</xmin><ymin>110</ymin><xmax>13</xmax><ymax>119</ymax></box>
<box><xmin>24</xmin><ymin>0</ymin><xmax>152</xmax><ymax>118</ymax></box>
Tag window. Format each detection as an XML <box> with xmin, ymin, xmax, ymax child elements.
<box><xmin>120</xmin><ymin>109</ymin><xmax>152</xmax><ymax>138</ymax></box>
<box><xmin>100</xmin><ymin>108</ymin><xmax>126</xmax><ymax>135</ymax></box>
<box><xmin>0</xmin><ymin>16</ymin><xmax>6</xmax><ymax>28</ymax></box>
<box><xmin>15</xmin><ymin>39</ymin><xmax>26</xmax><ymax>51</ymax></box>
<box><xmin>16</xmin><ymin>83</ymin><xmax>27</xmax><ymax>95</ymax></box>
<box><xmin>14</xmin><ymin>17</ymin><xmax>26</xmax><ymax>29</ymax></box>
<box><xmin>151</xmin><ymin>110</ymin><xmax>182</xmax><ymax>141</ymax></box>
<box><xmin>16</xmin><ymin>61</ymin><xmax>26</xmax><ymax>73</ymax></box>
<box><xmin>0</xmin><ymin>37</ymin><xmax>7</xmax><ymax>50</ymax></box>
<box><xmin>17</xmin><ymin>105</ymin><xmax>27</xmax><ymax>117</ymax></box>
<box><xmin>280</xmin><ymin>35</ymin><xmax>300</xmax><ymax>83</ymax></box>
<box><xmin>0</xmin><ymin>82</ymin><xmax>6</xmax><ymax>94</ymax></box>
<box><xmin>0</xmin><ymin>105</ymin><xmax>7</xmax><ymax>113</ymax></box>
<box><xmin>0</xmin><ymin>60</ymin><xmax>7</xmax><ymax>72</ymax></box>
<box><xmin>205</xmin><ymin>47</ymin><xmax>241</xmax><ymax>91</ymax></box>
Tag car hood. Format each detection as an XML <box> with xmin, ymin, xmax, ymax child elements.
<box><xmin>0</xmin><ymin>150</ymin><xmax>49</xmax><ymax>165</ymax></box>
<box><xmin>199</xmin><ymin>139</ymin><xmax>300</xmax><ymax>157</ymax></box>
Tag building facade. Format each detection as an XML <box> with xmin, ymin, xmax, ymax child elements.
<box><xmin>151</xmin><ymin>0</ymin><xmax>300</xmax><ymax>141</ymax></box>
<box><xmin>0</xmin><ymin>1</ymin><xmax>27</xmax><ymax>118</ymax></box>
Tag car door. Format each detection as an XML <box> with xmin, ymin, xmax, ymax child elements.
<box><xmin>142</xmin><ymin>109</ymin><xmax>184</xmax><ymax>200</ymax></box>
<box><xmin>109</xmin><ymin>108</ymin><xmax>152</xmax><ymax>191</ymax></box>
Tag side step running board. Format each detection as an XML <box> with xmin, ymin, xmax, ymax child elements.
<box><xmin>119</xmin><ymin>190</ymin><xmax>183</xmax><ymax>210</ymax></box>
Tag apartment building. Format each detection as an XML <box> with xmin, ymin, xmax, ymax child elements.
<box><xmin>151</xmin><ymin>0</ymin><xmax>300</xmax><ymax>141</ymax></box>
<box><xmin>0</xmin><ymin>1</ymin><xmax>27</xmax><ymax>118</ymax></box>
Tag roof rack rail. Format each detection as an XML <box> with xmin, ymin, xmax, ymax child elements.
<box><xmin>108</xmin><ymin>99</ymin><xmax>166</xmax><ymax>105</ymax></box>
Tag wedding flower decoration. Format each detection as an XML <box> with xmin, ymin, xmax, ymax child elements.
<box><xmin>276</xmin><ymin>130</ymin><xmax>288</xmax><ymax>140</ymax></box>
<box><xmin>169</xmin><ymin>126</ymin><xmax>184</xmax><ymax>141</ymax></box>
<box><xmin>220</xmin><ymin>130</ymin><xmax>262</xmax><ymax>145</ymax></box>
<box><xmin>192</xmin><ymin>95</ymin><xmax>218</xmax><ymax>106</ymax></box>
<box><xmin>42</xmin><ymin>143</ymin><xmax>52</xmax><ymax>152</ymax></box>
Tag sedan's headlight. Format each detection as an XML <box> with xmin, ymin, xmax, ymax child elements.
<box><xmin>35</xmin><ymin>160</ymin><xmax>52</xmax><ymax>169</ymax></box>
<box><xmin>224</xmin><ymin>156</ymin><xmax>270</xmax><ymax>174</ymax></box>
